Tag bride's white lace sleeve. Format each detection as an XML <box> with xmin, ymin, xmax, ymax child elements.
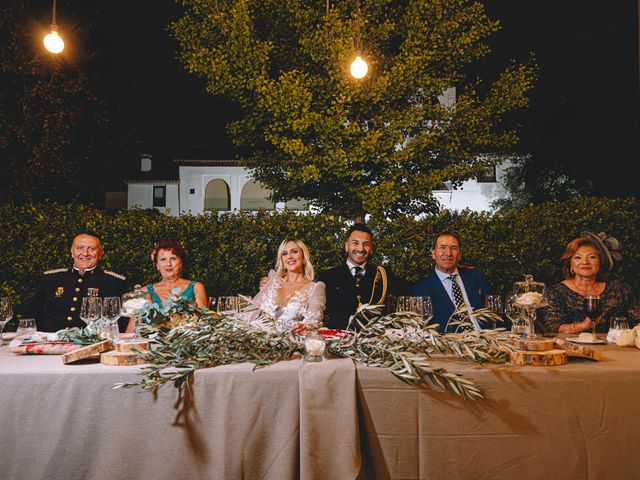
<box><xmin>305</xmin><ymin>281</ymin><xmax>326</xmax><ymax>326</ymax></box>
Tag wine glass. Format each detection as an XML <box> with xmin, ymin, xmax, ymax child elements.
<box><xmin>79</xmin><ymin>297</ymin><xmax>102</xmax><ymax>332</ymax></box>
<box><xmin>0</xmin><ymin>297</ymin><xmax>13</xmax><ymax>343</ymax></box>
<box><xmin>217</xmin><ymin>296</ymin><xmax>239</xmax><ymax>314</ymax></box>
<box><xmin>583</xmin><ymin>295</ymin><xmax>602</xmax><ymax>335</ymax></box>
<box><xmin>102</xmin><ymin>296</ymin><xmax>122</xmax><ymax>341</ymax></box>
<box><xmin>396</xmin><ymin>296</ymin><xmax>433</xmax><ymax>324</ymax></box>
<box><xmin>484</xmin><ymin>295</ymin><xmax>503</xmax><ymax>330</ymax></box>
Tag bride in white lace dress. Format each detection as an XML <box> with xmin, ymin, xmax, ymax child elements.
<box><xmin>251</xmin><ymin>239</ymin><xmax>326</xmax><ymax>332</ymax></box>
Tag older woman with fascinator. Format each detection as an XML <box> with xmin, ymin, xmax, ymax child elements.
<box><xmin>251</xmin><ymin>238</ymin><xmax>326</xmax><ymax>332</ymax></box>
<box><xmin>126</xmin><ymin>241</ymin><xmax>207</xmax><ymax>332</ymax></box>
<box><xmin>542</xmin><ymin>232</ymin><xmax>639</xmax><ymax>334</ymax></box>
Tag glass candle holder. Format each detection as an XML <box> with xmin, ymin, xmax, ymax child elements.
<box><xmin>303</xmin><ymin>330</ymin><xmax>326</xmax><ymax>362</ymax></box>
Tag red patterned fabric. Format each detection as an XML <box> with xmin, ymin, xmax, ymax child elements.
<box><xmin>12</xmin><ymin>342</ymin><xmax>80</xmax><ymax>355</ymax></box>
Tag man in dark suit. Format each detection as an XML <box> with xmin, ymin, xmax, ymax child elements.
<box><xmin>319</xmin><ymin>224</ymin><xmax>409</xmax><ymax>330</ymax></box>
<box><xmin>30</xmin><ymin>232</ymin><xmax>127</xmax><ymax>332</ymax></box>
<box><xmin>412</xmin><ymin>231</ymin><xmax>493</xmax><ymax>333</ymax></box>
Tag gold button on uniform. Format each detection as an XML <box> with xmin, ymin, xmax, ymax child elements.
<box><xmin>67</xmin><ymin>316</ymin><xmax>73</xmax><ymax>321</ymax></box>
<box><xmin>78</xmin><ymin>278</ymin><xmax>83</xmax><ymax>283</ymax></box>
<box><xmin>70</xmin><ymin>307</ymin><xmax>76</xmax><ymax>312</ymax></box>
<box><xmin>73</xmin><ymin>297</ymin><xmax>78</xmax><ymax>302</ymax></box>
<box><xmin>75</xmin><ymin>288</ymin><xmax>80</xmax><ymax>292</ymax></box>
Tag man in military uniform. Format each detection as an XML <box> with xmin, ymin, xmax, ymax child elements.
<box><xmin>30</xmin><ymin>232</ymin><xmax>127</xmax><ymax>332</ymax></box>
<box><xmin>319</xmin><ymin>224</ymin><xmax>409</xmax><ymax>330</ymax></box>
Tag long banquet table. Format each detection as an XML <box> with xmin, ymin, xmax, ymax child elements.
<box><xmin>1</xmin><ymin>340</ymin><xmax>639</xmax><ymax>480</ymax></box>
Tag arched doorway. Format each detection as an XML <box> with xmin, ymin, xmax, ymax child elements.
<box><xmin>240</xmin><ymin>180</ymin><xmax>275</xmax><ymax>210</ymax></box>
<box><xmin>204</xmin><ymin>179</ymin><xmax>231</xmax><ymax>211</ymax></box>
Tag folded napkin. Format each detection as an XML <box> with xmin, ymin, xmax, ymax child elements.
<box><xmin>12</xmin><ymin>342</ymin><xmax>80</xmax><ymax>355</ymax></box>
<box><xmin>616</xmin><ymin>329</ymin><xmax>636</xmax><ymax>347</ymax></box>
<box><xmin>10</xmin><ymin>332</ymin><xmax>80</xmax><ymax>355</ymax></box>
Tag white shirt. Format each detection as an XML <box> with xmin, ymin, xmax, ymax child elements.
<box><xmin>434</xmin><ymin>268</ymin><xmax>480</xmax><ymax>330</ymax></box>
<box><xmin>346</xmin><ymin>259</ymin><xmax>367</xmax><ymax>277</ymax></box>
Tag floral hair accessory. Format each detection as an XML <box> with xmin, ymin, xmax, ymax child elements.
<box><xmin>150</xmin><ymin>243</ymin><xmax>159</xmax><ymax>263</ymax></box>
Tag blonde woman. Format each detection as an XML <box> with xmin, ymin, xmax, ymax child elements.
<box><xmin>251</xmin><ymin>239</ymin><xmax>326</xmax><ymax>332</ymax></box>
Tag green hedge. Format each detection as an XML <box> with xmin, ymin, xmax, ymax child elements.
<box><xmin>1</xmin><ymin>197</ymin><xmax>638</xmax><ymax>319</ymax></box>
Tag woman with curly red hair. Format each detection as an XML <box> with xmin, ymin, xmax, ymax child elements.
<box><xmin>143</xmin><ymin>240</ymin><xmax>207</xmax><ymax>307</ymax></box>
<box><xmin>126</xmin><ymin>240</ymin><xmax>207</xmax><ymax>331</ymax></box>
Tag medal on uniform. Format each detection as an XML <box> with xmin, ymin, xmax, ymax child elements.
<box><xmin>87</xmin><ymin>288</ymin><xmax>99</xmax><ymax>297</ymax></box>
<box><xmin>55</xmin><ymin>287</ymin><xmax>64</xmax><ymax>297</ymax></box>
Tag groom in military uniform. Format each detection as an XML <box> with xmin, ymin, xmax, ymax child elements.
<box><xmin>30</xmin><ymin>232</ymin><xmax>126</xmax><ymax>332</ymax></box>
<box><xmin>319</xmin><ymin>224</ymin><xmax>409</xmax><ymax>330</ymax></box>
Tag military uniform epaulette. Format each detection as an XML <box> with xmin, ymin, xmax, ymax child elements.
<box><xmin>104</xmin><ymin>270</ymin><xmax>126</xmax><ymax>280</ymax></box>
<box><xmin>44</xmin><ymin>268</ymin><xmax>68</xmax><ymax>275</ymax></box>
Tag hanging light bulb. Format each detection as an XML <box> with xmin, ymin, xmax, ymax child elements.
<box><xmin>350</xmin><ymin>55</ymin><xmax>368</xmax><ymax>79</ymax></box>
<box><xmin>44</xmin><ymin>26</ymin><xmax>64</xmax><ymax>54</ymax></box>
<box><xmin>43</xmin><ymin>0</ymin><xmax>64</xmax><ymax>54</ymax></box>
<box><xmin>349</xmin><ymin>2</ymin><xmax>368</xmax><ymax>79</ymax></box>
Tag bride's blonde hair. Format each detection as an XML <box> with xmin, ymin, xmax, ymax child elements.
<box><xmin>275</xmin><ymin>238</ymin><xmax>315</xmax><ymax>281</ymax></box>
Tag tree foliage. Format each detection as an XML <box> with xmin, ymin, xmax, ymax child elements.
<box><xmin>171</xmin><ymin>0</ymin><xmax>536</xmax><ymax>218</ymax></box>
<box><xmin>0</xmin><ymin>0</ymin><xmax>114</xmax><ymax>203</ymax></box>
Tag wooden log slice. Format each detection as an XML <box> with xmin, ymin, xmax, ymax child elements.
<box><xmin>512</xmin><ymin>338</ymin><xmax>555</xmax><ymax>351</ymax></box>
<box><xmin>115</xmin><ymin>340</ymin><xmax>149</xmax><ymax>353</ymax></box>
<box><xmin>62</xmin><ymin>340</ymin><xmax>112</xmax><ymax>364</ymax></box>
<box><xmin>509</xmin><ymin>348</ymin><xmax>568</xmax><ymax>366</ymax></box>
<box><xmin>553</xmin><ymin>338</ymin><xmax>602</xmax><ymax>361</ymax></box>
<box><xmin>100</xmin><ymin>350</ymin><xmax>146</xmax><ymax>366</ymax></box>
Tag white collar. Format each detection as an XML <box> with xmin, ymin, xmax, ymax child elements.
<box><xmin>435</xmin><ymin>267</ymin><xmax>460</xmax><ymax>282</ymax></box>
<box><xmin>346</xmin><ymin>259</ymin><xmax>366</xmax><ymax>273</ymax></box>
<box><xmin>74</xmin><ymin>265</ymin><xmax>97</xmax><ymax>275</ymax></box>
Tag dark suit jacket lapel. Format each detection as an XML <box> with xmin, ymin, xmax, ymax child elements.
<box><xmin>459</xmin><ymin>269</ymin><xmax>480</xmax><ymax>308</ymax></box>
<box><xmin>427</xmin><ymin>271</ymin><xmax>455</xmax><ymax>308</ymax></box>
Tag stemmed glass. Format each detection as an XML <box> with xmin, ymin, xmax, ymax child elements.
<box><xmin>583</xmin><ymin>295</ymin><xmax>602</xmax><ymax>335</ymax></box>
<box><xmin>505</xmin><ymin>294</ymin><xmax>529</xmax><ymax>336</ymax></box>
<box><xmin>397</xmin><ymin>296</ymin><xmax>433</xmax><ymax>324</ymax></box>
<box><xmin>217</xmin><ymin>296</ymin><xmax>239</xmax><ymax>314</ymax></box>
<box><xmin>484</xmin><ymin>295</ymin><xmax>503</xmax><ymax>330</ymax></box>
<box><xmin>79</xmin><ymin>297</ymin><xmax>102</xmax><ymax>332</ymax></box>
<box><xmin>0</xmin><ymin>297</ymin><xmax>13</xmax><ymax>343</ymax></box>
<box><xmin>102</xmin><ymin>296</ymin><xmax>122</xmax><ymax>341</ymax></box>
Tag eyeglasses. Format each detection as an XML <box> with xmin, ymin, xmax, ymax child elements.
<box><xmin>435</xmin><ymin>244</ymin><xmax>460</xmax><ymax>252</ymax></box>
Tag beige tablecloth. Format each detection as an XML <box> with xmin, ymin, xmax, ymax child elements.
<box><xmin>0</xmin><ymin>349</ymin><xmax>360</xmax><ymax>480</ymax></box>
<box><xmin>3</xmin><ymin>341</ymin><xmax>639</xmax><ymax>480</ymax></box>
<box><xmin>356</xmin><ymin>344</ymin><xmax>640</xmax><ymax>480</ymax></box>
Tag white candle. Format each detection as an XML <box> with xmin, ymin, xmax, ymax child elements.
<box><xmin>305</xmin><ymin>338</ymin><xmax>325</xmax><ymax>357</ymax></box>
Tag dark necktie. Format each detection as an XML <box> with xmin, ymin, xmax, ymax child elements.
<box><xmin>448</xmin><ymin>274</ymin><xmax>465</xmax><ymax>309</ymax></box>
<box><xmin>353</xmin><ymin>266</ymin><xmax>364</xmax><ymax>284</ymax></box>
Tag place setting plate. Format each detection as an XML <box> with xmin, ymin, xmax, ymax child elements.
<box><xmin>565</xmin><ymin>336</ymin><xmax>606</xmax><ymax>345</ymax></box>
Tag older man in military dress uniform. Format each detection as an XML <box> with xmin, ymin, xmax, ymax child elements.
<box><xmin>30</xmin><ymin>232</ymin><xmax>126</xmax><ymax>332</ymax></box>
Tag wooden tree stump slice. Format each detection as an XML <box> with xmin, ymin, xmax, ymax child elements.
<box><xmin>100</xmin><ymin>350</ymin><xmax>146</xmax><ymax>366</ymax></box>
<box><xmin>510</xmin><ymin>349</ymin><xmax>568</xmax><ymax>366</ymax></box>
<box><xmin>554</xmin><ymin>338</ymin><xmax>602</xmax><ymax>361</ymax></box>
<box><xmin>116</xmin><ymin>340</ymin><xmax>149</xmax><ymax>353</ymax></box>
<box><xmin>62</xmin><ymin>340</ymin><xmax>112</xmax><ymax>364</ymax></box>
<box><xmin>513</xmin><ymin>338</ymin><xmax>555</xmax><ymax>351</ymax></box>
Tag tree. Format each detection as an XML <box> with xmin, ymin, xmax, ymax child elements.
<box><xmin>172</xmin><ymin>0</ymin><xmax>535</xmax><ymax>218</ymax></box>
<box><xmin>0</xmin><ymin>0</ymin><xmax>116</xmax><ymax>203</ymax></box>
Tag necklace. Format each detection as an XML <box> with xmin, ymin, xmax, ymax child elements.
<box><xmin>570</xmin><ymin>280</ymin><xmax>601</xmax><ymax>295</ymax></box>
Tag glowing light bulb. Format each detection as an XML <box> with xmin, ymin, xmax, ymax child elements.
<box><xmin>44</xmin><ymin>30</ymin><xmax>64</xmax><ymax>54</ymax></box>
<box><xmin>350</xmin><ymin>55</ymin><xmax>368</xmax><ymax>79</ymax></box>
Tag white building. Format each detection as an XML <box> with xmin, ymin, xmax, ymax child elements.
<box><xmin>125</xmin><ymin>157</ymin><xmax>512</xmax><ymax>216</ymax></box>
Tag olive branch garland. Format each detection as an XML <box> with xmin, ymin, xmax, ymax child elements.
<box><xmin>113</xmin><ymin>301</ymin><xmax>515</xmax><ymax>400</ymax></box>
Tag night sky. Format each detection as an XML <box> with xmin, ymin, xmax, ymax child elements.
<box><xmin>20</xmin><ymin>1</ymin><xmax>640</xmax><ymax>194</ymax></box>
